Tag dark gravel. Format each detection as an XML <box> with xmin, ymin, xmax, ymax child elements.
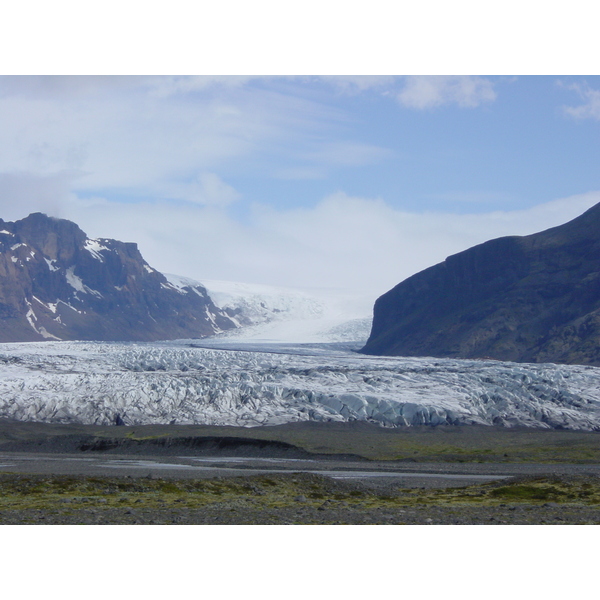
<box><xmin>2</xmin><ymin>470</ymin><xmax>600</xmax><ymax>525</ymax></box>
<box><xmin>3</xmin><ymin>498</ymin><xmax>600</xmax><ymax>525</ymax></box>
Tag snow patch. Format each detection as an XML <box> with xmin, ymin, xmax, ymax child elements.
<box><xmin>65</xmin><ymin>267</ymin><xmax>103</xmax><ymax>298</ymax></box>
<box><xmin>65</xmin><ymin>266</ymin><xmax>85</xmax><ymax>293</ymax></box>
<box><xmin>44</xmin><ymin>257</ymin><xmax>59</xmax><ymax>271</ymax></box>
<box><xmin>0</xmin><ymin>230</ymin><xmax>13</xmax><ymax>235</ymax></box>
<box><xmin>38</xmin><ymin>327</ymin><xmax>61</xmax><ymax>340</ymax></box>
<box><xmin>57</xmin><ymin>300</ymin><xmax>84</xmax><ymax>314</ymax></box>
<box><xmin>165</xmin><ymin>274</ymin><xmax>200</xmax><ymax>292</ymax></box>
<box><xmin>24</xmin><ymin>301</ymin><xmax>37</xmax><ymax>330</ymax></box>
<box><xmin>84</xmin><ymin>239</ymin><xmax>109</xmax><ymax>262</ymax></box>
<box><xmin>24</xmin><ymin>300</ymin><xmax>61</xmax><ymax>340</ymax></box>
<box><xmin>204</xmin><ymin>305</ymin><xmax>222</xmax><ymax>332</ymax></box>
<box><xmin>160</xmin><ymin>281</ymin><xmax>185</xmax><ymax>294</ymax></box>
<box><xmin>10</xmin><ymin>243</ymin><xmax>26</xmax><ymax>251</ymax></box>
<box><xmin>33</xmin><ymin>296</ymin><xmax>57</xmax><ymax>314</ymax></box>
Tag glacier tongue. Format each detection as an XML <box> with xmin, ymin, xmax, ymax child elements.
<box><xmin>164</xmin><ymin>274</ymin><xmax>375</xmax><ymax>343</ymax></box>
<box><xmin>0</xmin><ymin>340</ymin><xmax>599</xmax><ymax>430</ymax></box>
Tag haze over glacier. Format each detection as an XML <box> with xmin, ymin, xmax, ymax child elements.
<box><xmin>164</xmin><ymin>274</ymin><xmax>374</xmax><ymax>343</ymax></box>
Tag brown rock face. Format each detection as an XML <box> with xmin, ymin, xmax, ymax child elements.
<box><xmin>361</xmin><ymin>202</ymin><xmax>600</xmax><ymax>366</ymax></box>
<box><xmin>0</xmin><ymin>213</ymin><xmax>238</xmax><ymax>342</ymax></box>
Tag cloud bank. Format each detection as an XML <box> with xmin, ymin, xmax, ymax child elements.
<box><xmin>4</xmin><ymin>183</ymin><xmax>596</xmax><ymax>306</ymax></box>
<box><xmin>0</xmin><ymin>76</ymin><xmax>598</xmax><ymax>311</ymax></box>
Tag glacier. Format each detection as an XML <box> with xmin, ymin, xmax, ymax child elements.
<box><xmin>164</xmin><ymin>274</ymin><xmax>375</xmax><ymax>343</ymax></box>
<box><xmin>0</xmin><ymin>339</ymin><xmax>600</xmax><ymax>430</ymax></box>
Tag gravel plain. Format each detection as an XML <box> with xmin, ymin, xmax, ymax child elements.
<box><xmin>1</xmin><ymin>421</ymin><xmax>600</xmax><ymax>525</ymax></box>
<box><xmin>1</xmin><ymin>454</ymin><xmax>600</xmax><ymax>525</ymax></box>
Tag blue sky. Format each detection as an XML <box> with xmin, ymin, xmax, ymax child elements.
<box><xmin>217</xmin><ymin>76</ymin><xmax>600</xmax><ymax>214</ymax></box>
<box><xmin>0</xmin><ymin>74</ymin><xmax>599</xmax><ymax>298</ymax></box>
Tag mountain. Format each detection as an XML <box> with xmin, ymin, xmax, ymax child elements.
<box><xmin>0</xmin><ymin>213</ymin><xmax>238</xmax><ymax>342</ymax></box>
<box><xmin>361</xmin><ymin>202</ymin><xmax>600</xmax><ymax>366</ymax></box>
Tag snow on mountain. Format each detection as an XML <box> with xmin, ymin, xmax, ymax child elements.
<box><xmin>0</xmin><ymin>213</ymin><xmax>238</xmax><ymax>342</ymax></box>
<box><xmin>1</xmin><ymin>340</ymin><xmax>599</xmax><ymax>430</ymax></box>
<box><xmin>165</xmin><ymin>274</ymin><xmax>374</xmax><ymax>343</ymax></box>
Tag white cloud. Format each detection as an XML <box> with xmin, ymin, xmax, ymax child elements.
<box><xmin>562</xmin><ymin>82</ymin><xmax>600</xmax><ymax>120</ymax></box>
<box><xmin>0</xmin><ymin>76</ymin><xmax>349</xmax><ymax>195</ymax></box>
<box><xmin>0</xmin><ymin>75</ymin><xmax>498</xmax><ymax>211</ymax></box>
<box><xmin>158</xmin><ymin>173</ymin><xmax>241</xmax><ymax>206</ymax></box>
<box><xmin>396</xmin><ymin>76</ymin><xmax>497</xmax><ymax>109</ymax></box>
<box><xmin>272</xmin><ymin>135</ymin><xmax>392</xmax><ymax>179</ymax></box>
<box><xmin>0</xmin><ymin>172</ymin><xmax>72</xmax><ymax>221</ymax></box>
<box><xmin>0</xmin><ymin>86</ymin><xmax>255</xmax><ymax>190</ymax></box>
<box><xmin>0</xmin><ymin>76</ymin><xmax>596</xmax><ymax>308</ymax></box>
<box><xmin>24</xmin><ymin>188</ymin><xmax>598</xmax><ymax>305</ymax></box>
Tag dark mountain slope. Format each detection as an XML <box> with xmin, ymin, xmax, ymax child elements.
<box><xmin>0</xmin><ymin>213</ymin><xmax>238</xmax><ymax>342</ymax></box>
<box><xmin>361</xmin><ymin>202</ymin><xmax>600</xmax><ymax>365</ymax></box>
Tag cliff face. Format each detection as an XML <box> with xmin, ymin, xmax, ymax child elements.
<box><xmin>361</xmin><ymin>202</ymin><xmax>600</xmax><ymax>366</ymax></box>
<box><xmin>0</xmin><ymin>213</ymin><xmax>238</xmax><ymax>342</ymax></box>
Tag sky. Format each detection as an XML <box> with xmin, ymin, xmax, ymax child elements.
<box><xmin>1</xmin><ymin>1</ymin><xmax>599</xmax><ymax>308</ymax></box>
<box><xmin>0</xmin><ymin>74</ymin><xmax>599</xmax><ymax>300</ymax></box>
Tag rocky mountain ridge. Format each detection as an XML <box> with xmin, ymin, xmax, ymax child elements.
<box><xmin>0</xmin><ymin>213</ymin><xmax>238</xmax><ymax>342</ymax></box>
<box><xmin>361</xmin><ymin>202</ymin><xmax>600</xmax><ymax>366</ymax></box>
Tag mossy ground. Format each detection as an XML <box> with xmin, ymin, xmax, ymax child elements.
<box><xmin>2</xmin><ymin>472</ymin><xmax>600</xmax><ymax>524</ymax></box>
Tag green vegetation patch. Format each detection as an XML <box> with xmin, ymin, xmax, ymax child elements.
<box><xmin>2</xmin><ymin>472</ymin><xmax>600</xmax><ymax>523</ymax></box>
<box><xmin>489</xmin><ymin>484</ymin><xmax>568</xmax><ymax>501</ymax></box>
<box><xmin>426</xmin><ymin>475</ymin><xmax>600</xmax><ymax>507</ymax></box>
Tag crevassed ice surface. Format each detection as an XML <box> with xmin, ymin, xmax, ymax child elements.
<box><xmin>0</xmin><ymin>340</ymin><xmax>600</xmax><ymax>430</ymax></box>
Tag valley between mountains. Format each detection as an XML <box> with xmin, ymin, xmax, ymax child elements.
<box><xmin>1</xmin><ymin>207</ymin><xmax>600</xmax><ymax>525</ymax></box>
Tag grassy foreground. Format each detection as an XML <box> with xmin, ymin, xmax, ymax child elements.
<box><xmin>1</xmin><ymin>472</ymin><xmax>600</xmax><ymax>524</ymax></box>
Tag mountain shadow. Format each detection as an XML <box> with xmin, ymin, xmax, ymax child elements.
<box><xmin>361</xmin><ymin>202</ymin><xmax>600</xmax><ymax>366</ymax></box>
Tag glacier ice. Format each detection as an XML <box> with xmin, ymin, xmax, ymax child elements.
<box><xmin>0</xmin><ymin>340</ymin><xmax>599</xmax><ymax>430</ymax></box>
<box><xmin>164</xmin><ymin>274</ymin><xmax>375</xmax><ymax>343</ymax></box>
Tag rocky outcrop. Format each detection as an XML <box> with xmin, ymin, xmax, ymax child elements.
<box><xmin>0</xmin><ymin>213</ymin><xmax>238</xmax><ymax>342</ymax></box>
<box><xmin>361</xmin><ymin>202</ymin><xmax>600</xmax><ymax>366</ymax></box>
